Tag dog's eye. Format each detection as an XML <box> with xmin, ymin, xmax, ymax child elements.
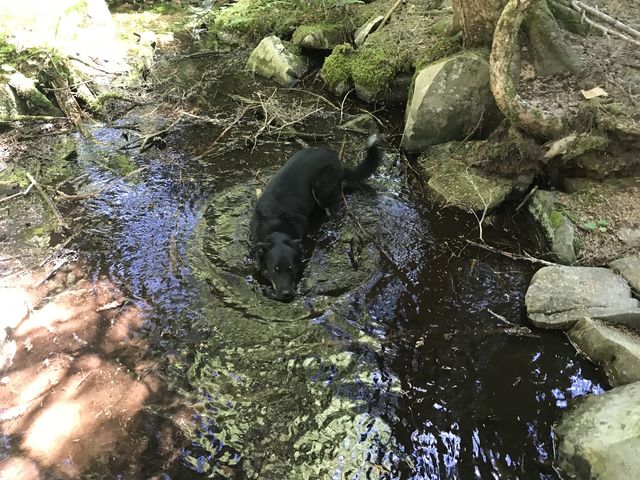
<box><xmin>275</xmin><ymin>266</ymin><xmax>280</xmax><ymax>272</ymax></box>
<box><xmin>288</xmin><ymin>266</ymin><xmax>292</xmax><ymax>271</ymax></box>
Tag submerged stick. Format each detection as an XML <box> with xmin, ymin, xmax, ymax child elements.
<box><xmin>466</xmin><ymin>239</ymin><xmax>559</xmax><ymax>266</ymax></box>
<box><xmin>25</xmin><ymin>172</ymin><xmax>69</xmax><ymax>229</ymax></box>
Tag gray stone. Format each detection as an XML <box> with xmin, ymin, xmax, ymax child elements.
<box><xmin>356</xmin><ymin>71</ymin><xmax>412</xmax><ymax>105</ymax></box>
<box><xmin>425</xmin><ymin>158</ymin><xmax>512</xmax><ymax>212</ymax></box>
<box><xmin>569</xmin><ymin>318</ymin><xmax>640</xmax><ymax>386</ymax></box>
<box><xmin>610</xmin><ymin>255</ymin><xmax>640</xmax><ymax>293</ymax></box>
<box><xmin>525</xmin><ymin>266</ymin><xmax>640</xmax><ymax>329</ymax></box>
<box><xmin>401</xmin><ymin>51</ymin><xmax>501</xmax><ymax>152</ymax></box>
<box><xmin>528</xmin><ymin>190</ymin><xmax>577</xmax><ymax>264</ymax></box>
<box><xmin>354</xmin><ymin>16</ymin><xmax>384</xmax><ymax>47</ymax></box>
<box><xmin>554</xmin><ymin>381</ymin><xmax>640</xmax><ymax>480</ymax></box>
<box><xmin>617</xmin><ymin>227</ymin><xmax>640</xmax><ymax>248</ymax></box>
<box><xmin>339</xmin><ymin>113</ymin><xmax>379</xmax><ymax>135</ymax></box>
<box><xmin>292</xmin><ymin>24</ymin><xmax>350</xmax><ymax>50</ymax></box>
<box><xmin>246</xmin><ymin>36</ymin><xmax>308</xmax><ymax>86</ymax></box>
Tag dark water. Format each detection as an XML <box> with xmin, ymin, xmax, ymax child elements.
<box><xmin>74</xmin><ymin>49</ymin><xmax>607</xmax><ymax>479</ymax></box>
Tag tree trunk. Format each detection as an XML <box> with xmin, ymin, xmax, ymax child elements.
<box><xmin>452</xmin><ymin>0</ymin><xmax>506</xmax><ymax>47</ymax></box>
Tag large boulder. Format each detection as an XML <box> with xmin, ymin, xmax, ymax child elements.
<box><xmin>525</xmin><ymin>266</ymin><xmax>640</xmax><ymax>329</ymax></box>
<box><xmin>401</xmin><ymin>51</ymin><xmax>501</xmax><ymax>151</ymax></box>
<box><xmin>554</xmin><ymin>381</ymin><xmax>640</xmax><ymax>479</ymax></box>
<box><xmin>246</xmin><ymin>36</ymin><xmax>308</xmax><ymax>86</ymax></box>
<box><xmin>569</xmin><ymin>318</ymin><xmax>640</xmax><ymax>386</ymax></box>
<box><xmin>610</xmin><ymin>255</ymin><xmax>640</xmax><ymax>293</ymax></box>
<box><xmin>528</xmin><ymin>190</ymin><xmax>577</xmax><ymax>264</ymax></box>
<box><xmin>292</xmin><ymin>24</ymin><xmax>350</xmax><ymax>50</ymax></box>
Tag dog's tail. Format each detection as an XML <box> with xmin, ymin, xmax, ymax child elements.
<box><xmin>343</xmin><ymin>134</ymin><xmax>382</xmax><ymax>185</ymax></box>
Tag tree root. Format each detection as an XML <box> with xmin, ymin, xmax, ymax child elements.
<box><xmin>490</xmin><ymin>0</ymin><xmax>565</xmax><ymax>139</ymax></box>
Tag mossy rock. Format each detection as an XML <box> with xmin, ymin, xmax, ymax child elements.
<box><xmin>422</xmin><ymin>157</ymin><xmax>513</xmax><ymax>212</ymax></box>
<box><xmin>292</xmin><ymin>23</ymin><xmax>350</xmax><ymax>50</ymax></box>
<box><xmin>402</xmin><ymin>51</ymin><xmax>501</xmax><ymax>151</ymax></box>
<box><xmin>528</xmin><ymin>190</ymin><xmax>578</xmax><ymax>264</ymax></box>
<box><xmin>246</xmin><ymin>35</ymin><xmax>308</xmax><ymax>86</ymax></box>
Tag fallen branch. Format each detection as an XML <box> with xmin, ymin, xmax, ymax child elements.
<box><xmin>25</xmin><ymin>172</ymin><xmax>69</xmax><ymax>229</ymax></box>
<box><xmin>0</xmin><ymin>179</ymin><xmax>34</xmax><ymax>204</ymax></box>
<box><xmin>379</xmin><ymin>0</ymin><xmax>404</xmax><ymax>30</ymax></box>
<box><xmin>563</xmin><ymin>0</ymin><xmax>640</xmax><ymax>40</ymax></box>
<box><xmin>194</xmin><ymin>106</ymin><xmax>250</xmax><ymax>160</ymax></box>
<box><xmin>466</xmin><ymin>239</ymin><xmax>560</xmax><ymax>266</ymax></box>
<box><xmin>515</xmin><ymin>185</ymin><xmax>539</xmax><ymax>212</ymax></box>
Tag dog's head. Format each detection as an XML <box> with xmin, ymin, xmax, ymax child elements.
<box><xmin>255</xmin><ymin>232</ymin><xmax>302</xmax><ymax>301</ymax></box>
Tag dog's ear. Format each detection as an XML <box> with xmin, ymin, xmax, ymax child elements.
<box><xmin>253</xmin><ymin>241</ymin><xmax>269</xmax><ymax>256</ymax></box>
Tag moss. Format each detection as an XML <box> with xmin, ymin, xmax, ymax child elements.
<box><xmin>563</xmin><ymin>132</ymin><xmax>609</xmax><ymax>160</ymax></box>
<box><xmin>351</xmin><ymin>41</ymin><xmax>410</xmax><ymax>97</ymax></box>
<box><xmin>550</xmin><ymin>209</ymin><xmax>565</xmax><ymax>229</ymax></box>
<box><xmin>210</xmin><ymin>0</ymin><xmax>342</xmax><ymax>41</ymax></box>
<box><xmin>107</xmin><ymin>153</ymin><xmax>136</xmax><ymax>176</ymax></box>
<box><xmin>320</xmin><ymin>43</ymin><xmax>355</xmax><ymax>90</ymax></box>
<box><xmin>414</xmin><ymin>34</ymin><xmax>463</xmax><ymax>69</ymax></box>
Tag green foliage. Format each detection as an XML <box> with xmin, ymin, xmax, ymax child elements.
<box><xmin>582</xmin><ymin>219</ymin><xmax>608</xmax><ymax>232</ymax></box>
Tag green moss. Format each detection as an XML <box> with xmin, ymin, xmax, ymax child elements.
<box><xmin>563</xmin><ymin>132</ymin><xmax>609</xmax><ymax>160</ymax></box>
<box><xmin>107</xmin><ymin>153</ymin><xmax>136</xmax><ymax>176</ymax></box>
<box><xmin>320</xmin><ymin>43</ymin><xmax>355</xmax><ymax>90</ymax></box>
<box><xmin>414</xmin><ymin>34</ymin><xmax>463</xmax><ymax>69</ymax></box>
<box><xmin>550</xmin><ymin>209</ymin><xmax>565</xmax><ymax>229</ymax></box>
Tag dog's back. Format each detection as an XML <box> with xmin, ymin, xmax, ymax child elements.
<box><xmin>251</xmin><ymin>135</ymin><xmax>381</xmax><ymax>300</ymax></box>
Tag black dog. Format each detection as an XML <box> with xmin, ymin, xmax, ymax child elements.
<box><xmin>251</xmin><ymin>135</ymin><xmax>382</xmax><ymax>301</ymax></box>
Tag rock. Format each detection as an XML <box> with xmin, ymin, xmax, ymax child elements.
<box><xmin>0</xmin><ymin>82</ymin><xmax>24</xmax><ymax>120</ymax></box>
<box><xmin>569</xmin><ymin>318</ymin><xmax>640</xmax><ymax>386</ymax></box>
<box><xmin>355</xmin><ymin>70</ymin><xmax>412</xmax><ymax>105</ymax></box>
<box><xmin>339</xmin><ymin>113</ymin><xmax>379</xmax><ymax>135</ymax></box>
<box><xmin>528</xmin><ymin>190</ymin><xmax>577</xmax><ymax>264</ymax></box>
<box><xmin>617</xmin><ymin>227</ymin><xmax>640</xmax><ymax>248</ymax></box>
<box><xmin>246</xmin><ymin>36</ymin><xmax>308</xmax><ymax>86</ymax></box>
<box><xmin>554</xmin><ymin>380</ymin><xmax>640</xmax><ymax>480</ymax></box>
<box><xmin>424</xmin><ymin>158</ymin><xmax>512</xmax><ymax>212</ymax></box>
<box><xmin>5</xmin><ymin>69</ymin><xmax>62</xmax><ymax>117</ymax></box>
<box><xmin>292</xmin><ymin>24</ymin><xmax>350</xmax><ymax>50</ymax></box>
<box><xmin>610</xmin><ymin>255</ymin><xmax>640</xmax><ymax>293</ymax></box>
<box><xmin>525</xmin><ymin>266</ymin><xmax>640</xmax><ymax>329</ymax></box>
<box><xmin>354</xmin><ymin>16</ymin><xmax>384</xmax><ymax>47</ymax></box>
<box><xmin>401</xmin><ymin>51</ymin><xmax>501</xmax><ymax>151</ymax></box>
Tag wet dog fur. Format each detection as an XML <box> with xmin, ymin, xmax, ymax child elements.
<box><xmin>251</xmin><ymin>135</ymin><xmax>382</xmax><ymax>301</ymax></box>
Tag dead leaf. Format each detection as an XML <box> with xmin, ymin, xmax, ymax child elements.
<box><xmin>581</xmin><ymin>87</ymin><xmax>608</xmax><ymax>100</ymax></box>
<box><xmin>96</xmin><ymin>300</ymin><xmax>125</xmax><ymax>312</ymax></box>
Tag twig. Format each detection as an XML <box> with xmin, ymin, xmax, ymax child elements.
<box><xmin>288</xmin><ymin>88</ymin><xmax>339</xmax><ymax>110</ymax></box>
<box><xmin>552</xmin><ymin>0</ymin><xmax>640</xmax><ymax>47</ymax></box>
<box><xmin>25</xmin><ymin>172</ymin><xmax>69</xmax><ymax>229</ymax></box>
<box><xmin>0</xmin><ymin>180</ymin><xmax>34</xmax><ymax>204</ymax></box>
<box><xmin>569</xmin><ymin>0</ymin><xmax>640</xmax><ymax>40</ymax></box>
<box><xmin>194</xmin><ymin>106</ymin><xmax>250</xmax><ymax>160</ymax></box>
<box><xmin>515</xmin><ymin>185</ymin><xmax>538</xmax><ymax>212</ymax></box>
<box><xmin>487</xmin><ymin>308</ymin><xmax>516</xmax><ymax>326</ymax></box>
<box><xmin>379</xmin><ymin>0</ymin><xmax>404</xmax><ymax>30</ymax></box>
<box><xmin>466</xmin><ymin>239</ymin><xmax>559</xmax><ymax>266</ymax></box>
<box><xmin>340</xmin><ymin>89</ymin><xmax>354</xmax><ymax>123</ymax></box>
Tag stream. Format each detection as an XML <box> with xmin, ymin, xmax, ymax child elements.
<box><xmin>71</xmin><ymin>47</ymin><xmax>607</xmax><ymax>479</ymax></box>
